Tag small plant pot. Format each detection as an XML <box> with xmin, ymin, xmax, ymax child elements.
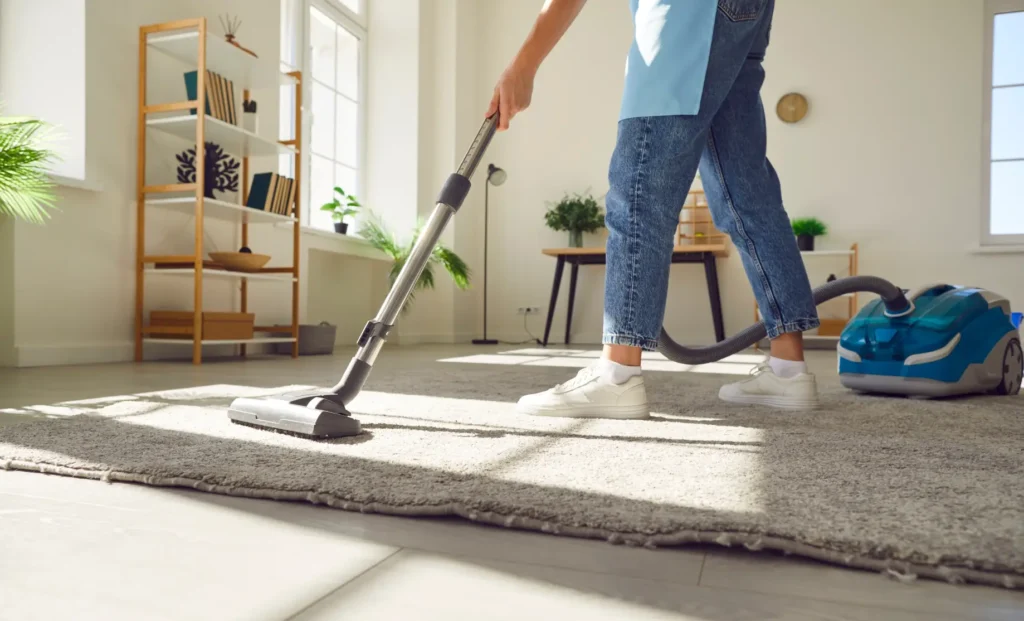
<box><xmin>334</xmin><ymin>222</ymin><xmax>348</xmax><ymax>235</ymax></box>
<box><xmin>242</xmin><ymin>113</ymin><xmax>258</xmax><ymax>134</ymax></box>
<box><xmin>796</xmin><ymin>233</ymin><xmax>815</xmax><ymax>252</ymax></box>
<box><xmin>568</xmin><ymin>230</ymin><xmax>583</xmax><ymax>248</ymax></box>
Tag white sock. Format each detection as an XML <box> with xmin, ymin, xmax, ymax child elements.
<box><xmin>769</xmin><ymin>357</ymin><xmax>808</xmax><ymax>379</ymax></box>
<box><xmin>599</xmin><ymin>358</ymin><xmax>642</xmax><ymax>384</ymax></box>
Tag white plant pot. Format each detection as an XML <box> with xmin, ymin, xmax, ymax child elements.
<box><xmin>243</xmin><ymin>113</ymin><xmax>258</xmax><ymax>134</ymax></box>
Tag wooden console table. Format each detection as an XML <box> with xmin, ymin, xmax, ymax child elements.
<box><xmin>541</xmin><ymin>244</ymin><xmax>729</xmax><ymax>347</ymax></box>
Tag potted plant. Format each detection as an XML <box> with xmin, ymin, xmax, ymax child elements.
<box><xmin>544</xmin><ymin>191</ymin><xmax>605</xmax><ymax>248</ymax></box>
<box><xmin>360</xmin><ymin>214</ymin><xmax>470</xmax><ymax>313</ymax></box>
<box><xmin>0</xmin><ymin>112</ymin><xmax>58</xmax><ymax>223</ymax></box>
<box><xmin>320</xmin><ymin>186</ymin><xmax>360</xmax><ymax>234</ymax></box>
<box><xmin>791</xmin><ymin>217</ymin><xmax>827</xmax><ymax>251</ymax></box>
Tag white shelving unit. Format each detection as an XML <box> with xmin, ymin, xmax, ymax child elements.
<box><xmin>146</xmin><ymin>115</ymin><xmax>296</xmax><ymax>158</ymax></box>
<box><xmin>146</xmin><ymin>197</ymin><xmax>296</xmax><ymax>225</ymax></box>
<box><xmin>800</xmin><ymin>249</ymin><xmax>856</xmax><ymax>257</ymax></box>
<box><xmin>147</xmin><ymin>31</ymin><xmax>296</xmax><ymax>90</ymax></box>
<box><xmin>143</xmin><ymin>268</ymin><xmax>297</xmax><ymax>283</ymax></box>
<box><xmin>136</xmin><ymin>17</ymin><xmax>303</xmax><ymax>364</ymax></box>
<box><xmin>143</xmin><ymin>337</ymin><xmax>296</xmax><ymax>346</ymax></box>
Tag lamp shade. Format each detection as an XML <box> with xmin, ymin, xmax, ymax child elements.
<box><xmin>487</xmin><ymin>163</ymin><xmax>507</xmax><ymax>186</ymax></box>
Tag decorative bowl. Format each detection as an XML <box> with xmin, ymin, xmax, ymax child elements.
<box><xmin>209</xmin><ymin>251</ymin><xmax>271</xmax><ymax>273</ymax></box>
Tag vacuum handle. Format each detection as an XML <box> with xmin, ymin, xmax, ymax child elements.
<box><xmin>329</xmin><ymin>114</ymin><xmax>500</xmax><ymax>404</ymax></box>
<box><xmin>457</xmin><ymin>114</ymin><xmax>499</xmax><ymax>179</ymax></box>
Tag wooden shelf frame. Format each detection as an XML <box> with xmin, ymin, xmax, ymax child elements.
<box><xmin>135</xmin><ymin>18</ymin><xmax>303</xmax><ymax>364</ymax></box>
<box><xmin>676</xmin><ymin>190</ymin><xmax>729</xmax><ymax>248</ymax></box>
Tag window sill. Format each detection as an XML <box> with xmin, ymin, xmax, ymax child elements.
<box><xmin>275</xmin><ymin>223</ymin><xmax>389</xmax><ymax>262</ymax></box>
<box><xmin>970</xmin><ymin>244</ymin><xmax>1024</xmax><ymax>255</ymax></box>
<box><xmin>49</xmin><ymin>174</ymin><xmax>103</xmax><ymax>193</ymax></box>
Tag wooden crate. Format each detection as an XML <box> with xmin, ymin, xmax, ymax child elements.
<box><xmin>817</xmin><ymin>318</ymin><xmax>849</xmax><ymax>337</ymax></box>
<box><xmin>149</xmin><ymin>311</ymin><xmax>255</xmax><ymax>340</ymax></box>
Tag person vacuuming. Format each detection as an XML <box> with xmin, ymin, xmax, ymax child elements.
<box><xmin>493</xmin><ymin>0</ymin><xmax>820</xmax><ymax>416</ymax></box>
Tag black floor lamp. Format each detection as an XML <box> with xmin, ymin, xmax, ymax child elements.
<box><xmin>472</xmin><ymin>163</ymin><xmax>506</xmax><ymax>345</ymax></box>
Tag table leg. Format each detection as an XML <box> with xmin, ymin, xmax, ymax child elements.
<box><xmin>543</xmin><ymin>256</ymin><xmax>565</xmax><ymax>347</ymax></box>
<box><xmin>704</xmin><ymin>253</ymin><xmax>726</xmax><ymax>342</ymax></box>
<box><xmin>565</xmin><ymin>260</ymin><xmax>579</xmax><ymax>344</ymax></box>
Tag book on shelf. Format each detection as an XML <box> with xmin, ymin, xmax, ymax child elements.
<box><xmin>246</xmin><ymin>173</ymin><xmax>296</xmax><ymax>216</ymax></box>
<box><xmin>184</xmin><ymin>70</ymin><xmax>237</xmax><ymax>125</ymax></box>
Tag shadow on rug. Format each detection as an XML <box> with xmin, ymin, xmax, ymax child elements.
<box><xmin>1</xmin><ymin>367</ymin><xmax>1022</xmax><ymax>591</ymax></box>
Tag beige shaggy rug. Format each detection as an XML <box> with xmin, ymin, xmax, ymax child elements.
<box><xmin>1</xmin><ymin>356</ymin><xmax>1022</xmax><ymax>590</ymax></box>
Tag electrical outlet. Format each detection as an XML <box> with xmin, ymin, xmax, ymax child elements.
<box><xmin>517</xmin><ymin>306</ymin><xmax>542</xmax><ymax>315</ymax></box>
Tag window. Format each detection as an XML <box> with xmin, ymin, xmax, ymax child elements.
<box><xmin>280</xmin><ymin>0</ymin><xmax>366</xmax><ymax>231</ymax></box>
<box><xmin>983</xmin><ymin>0</ymin><xmax>1024</xmax><ymax>244</ymax></box>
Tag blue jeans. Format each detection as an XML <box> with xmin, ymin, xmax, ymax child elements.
<box><xmin>603</xmin><ymin>0</ymin><xmax>818</xmax><ymax>351</ymax></box>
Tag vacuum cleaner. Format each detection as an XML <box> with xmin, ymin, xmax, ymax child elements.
<box><xmin>228</xmin><ymin>116</ymin><xmax>1022</xmax><ymax>439</ymax></box>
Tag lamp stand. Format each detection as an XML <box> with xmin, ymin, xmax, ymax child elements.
<box><xmin>472</xmin><ymin>179</ymin><xmax>498</xmax><ymax>345</ymax></box>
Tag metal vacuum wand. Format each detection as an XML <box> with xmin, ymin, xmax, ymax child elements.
<box><xmin>328</xmin><ymin>115</ymin><xmax>499</xmax><ymax>404</ymax></box>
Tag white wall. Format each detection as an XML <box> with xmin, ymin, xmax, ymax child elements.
<box><xmin>472</xmin><ymin>0</ymin><xmax>1023</xmax><ymax>346</ymax></box>
<box><xmin>365</xmin><ymin>0</ymin><xmax>421</xmax><ymax>237</ymax></box>
<box><xmin>0</xmin><ymin>0</ymin><xmax>87</xmax><ymax>182</ymax></box>
<box><xmin>363</xmin><ymin>0</ymin><xmax>475</xmax><ymax>344</ymax></box>
<box><xmin>450</xmin><ymin>0</ymin><xmax>487</xmax><ymax>343</ymax></box>
<box><xmin>0</xmin><ymin>217</ymin><xmax>13</xmax><ymax>366</ymax></box>
<box><xmin>760</xmin><ymin>0</ymin><xmax>1022</xmax><ymax>308</ymax></box>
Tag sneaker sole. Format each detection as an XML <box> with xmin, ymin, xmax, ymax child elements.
<box><xmin>718</xmin><ymin>392</ymin><xmax>819</xmax><ymax>411</ymax></box>
<box><xmin>516</xmin><ymin>403</ymin><xmax>651</xmax><ymax>420</ymax></box>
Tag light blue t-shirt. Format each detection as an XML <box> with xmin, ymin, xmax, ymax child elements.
<box><xmin>620</xmin><ymin>0</ymin><xmax>717</xmax><ymax>120</ymax></box>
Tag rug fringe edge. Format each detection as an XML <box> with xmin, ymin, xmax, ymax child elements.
<box><xmin>3</xmin><ymin>459</ymin><xmax>1021</xmax><ymax>591</ymax></box>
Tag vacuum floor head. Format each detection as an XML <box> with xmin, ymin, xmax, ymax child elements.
<box><xmin>228</xmin><ymin>394</ymin><xmax>362</xmax><ymax>439</ymax></box>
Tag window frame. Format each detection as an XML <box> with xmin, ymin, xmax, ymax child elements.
<box><xmin>982</xmin><ymin>0</ymin><xmax>1024</xmax><ymax>246</ymax></box>
<box><xmin>283</xmin><ymin>0</ymin><xmax>368</xmax><ymax>231</ymax></box>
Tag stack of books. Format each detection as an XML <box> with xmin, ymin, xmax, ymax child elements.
<box><xmin>184</xmin><ymin>70</ymin><xmax>238</xmax><ymax>125</ymax></box>
<box><xmin>246</xmin><ymin>173</ymin><xmax>296</xmax><ymax>216</ymax></box>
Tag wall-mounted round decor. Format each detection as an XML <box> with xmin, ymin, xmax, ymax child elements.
<box><xmin>776</xmin><ymin>93</ymin><xmax>808</xmax><ymax>123</ymax></box>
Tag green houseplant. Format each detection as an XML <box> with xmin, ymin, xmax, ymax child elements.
<box><xmin>360</xmin><ymin>214</ymin><xmax>470</xmax><ymax>313</ymax></box>
<box><xmin>791</xmin><ymin>217</ymin><xmax>828</xmax><ymax>251</ymax></box>
<box><xmin>320</xmin><ymin>186</ymin><xmax>361</xmax><ymax>234</ymax></box>
<box><xmin>0</xmin><ymin>113</ymin><xmax>58</xmax><ymax>224</ymax></box>
<box><xmin>544</xmin><ymin>192</ymin><xmax>605</xmax><ymax>248</ymax></box>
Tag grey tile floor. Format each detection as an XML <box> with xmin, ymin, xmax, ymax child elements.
<box><xmin>1</xmin><ymin>345</ymin><xmax>1022</xmax><ymax>620</ymax></box>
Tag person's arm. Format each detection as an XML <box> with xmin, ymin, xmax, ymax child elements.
<box><xmin>486</xmin><ymin>0</ymin><xmax>589</xmax><ymax>130</ymax></box>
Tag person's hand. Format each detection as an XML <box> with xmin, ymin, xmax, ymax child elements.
<box><xmin>485</xmin><ymin>59</ymin><xmax>537</xmax><ymax>131</ymax></box>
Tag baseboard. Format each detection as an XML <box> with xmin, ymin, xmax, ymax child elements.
<box><xmin>390</xmin><ymin>333</ymin><xmax>458</xmax><ymax>346</ymax></box>
<box><xmin>485</xmin><ymin>333</ymin><xmax>599</xmax><ymax>348</ymax></box>
<box><xmin>15</xmin><ymin>341</ymin><xmax>135</xmax><ymax>367</ymax></box>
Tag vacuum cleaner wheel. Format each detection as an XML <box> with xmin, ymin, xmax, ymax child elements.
<box><xmin>996</xmin><ymin>338</ymin><xmax>1023</xmax><ymax>396</ymax></box>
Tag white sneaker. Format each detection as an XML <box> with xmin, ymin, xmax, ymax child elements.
<box><xmin>516</xmin><ymin>364</ymin><xmax>650</xmax><ymax>419</ymax></box>
<box><xmin>718</xmin><ymin>361</ymin><xmax>819</xmax><ymax>410</ymax></box>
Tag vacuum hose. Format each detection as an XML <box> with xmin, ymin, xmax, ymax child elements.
<box><xmin>658</xmin><ymin>275</ymin><xmax>911</xmax><ymax>365</ymax></box>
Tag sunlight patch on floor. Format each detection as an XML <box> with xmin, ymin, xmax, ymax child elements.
<box><xmin>136</xmin><ymin>384</ymin><xmax>318</xmax><ymax>400</ymax></box>
<box><xmin>436</xmin><ymin>355</ymin><xmax>549</xmax><ymax>366</ymax></box>
<box><xmin>440</xmin><ymin>349</ymin><xmax>758</xmax><ymax>375</ymax></box>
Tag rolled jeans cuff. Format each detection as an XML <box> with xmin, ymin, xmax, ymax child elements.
<box><xmin>765</xmin><ymin>318</ymin><xmax>820</xmax><ymax>340</ymax></box>
<box><xmin>602</xmin><ymin>332</ymin><xmax>660</xmax><ymax>352</ymax></box>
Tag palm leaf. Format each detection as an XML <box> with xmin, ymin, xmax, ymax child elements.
<box><xmin>358</xmin><ymin>217</ymin><xmax>402</xmax><ymax>259</ymax></box>
<box><xmin>418</xmin><ymin>262</ymin><xmax>436</xmax><ymax>290</ymax></box>
<box><xmin>432</xmin><ymin>245</ymin><xmax>470</xmax><ymax>290</ymax></box>
<box><xmin>0</xmin><ymin>115</ymin><xmax>59</xmax><ymax>224</ymax></box>
<box><xmin>358</xmin><ymin>211</ymin><xmax>472</xmax><ymax>313</ymax></box>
